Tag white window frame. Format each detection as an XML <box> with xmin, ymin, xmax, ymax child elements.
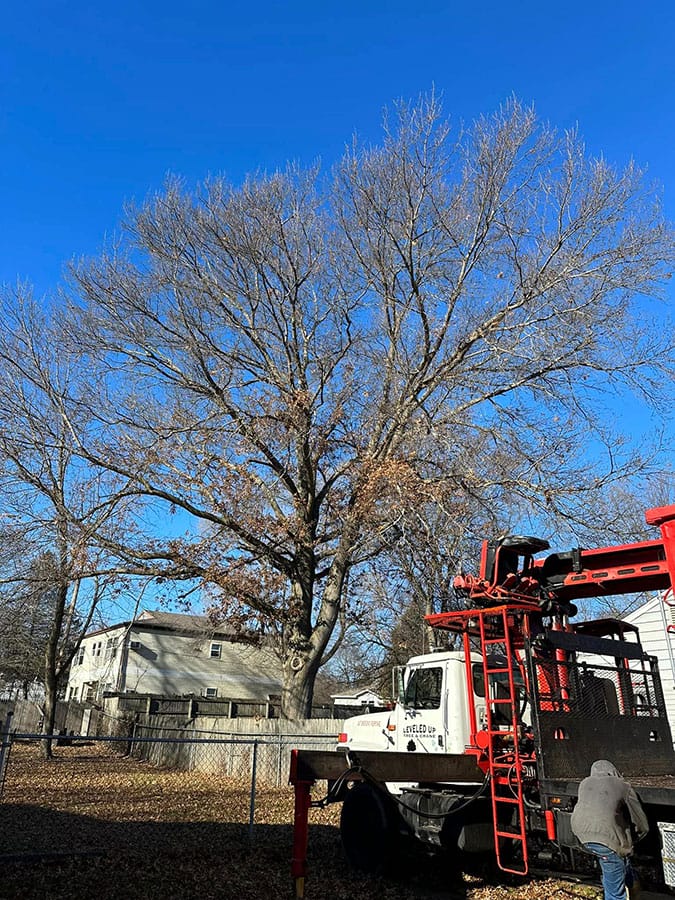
<box><xmin>209</xmin><ymin>642</ymin><xmax>222</xmax><ymax>659</ymax></box>
<box><xmin>84</xmin><ymin>682</ymin><xmax>98</xmax><ymax>703</ymax></box>
<box><xmin>204</xmin><ymin>687</ymin><xmax>218</xmax><ymax>698</ymax></box>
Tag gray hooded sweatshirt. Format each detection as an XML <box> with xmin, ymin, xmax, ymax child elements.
<box><xmin>570</xmin><ymin>760</ymin><xmax>649</xmax><ymax>856</ymax></box>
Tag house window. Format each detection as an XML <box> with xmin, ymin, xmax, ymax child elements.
<box><xmin>210</xmin><ymin>642</ymin><xmax>222</xmax><ymax>659</ymax></box>
<box><xmin>84</xmin><ymin>682</ymin><xmax>98</xmax><ymax>703</ymax></box>
<box><xmin>105</xmin><ymin>638</ymin><xmax>118</xmax><ymax>660</ymax></box>
<box><xmin>204</xmin><ymin>687</ymin><xmax>218</xmax><ymax>698</ymax></box>
<box><xmin>92</xmin><ymin>641</ymin><xmax>102</xmax><ymax>658</ymax></box>
<box><xmin>76</xmin><ymin>647</ymin><xmax>85</xmax><ymax>666</ymax></box>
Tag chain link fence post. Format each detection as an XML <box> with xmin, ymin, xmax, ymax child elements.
<box><xmin>189</xmin><ymin>726</ymin><xmax>197</xmax><ymax>771</ymax></box>
<box><xmin>248</xmin><ymin>740</ymin><xmax>258</xmax><ymax>844</ymax></box>
<box><xmin>0</xmin><ymin>711</ymin><xmax>14</xmax><ymax>800</ymax></box>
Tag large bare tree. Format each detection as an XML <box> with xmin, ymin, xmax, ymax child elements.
<box><xmin>60</xmin><ymin>97</ymin><xmax>672</xmax><ymax>718</ymax></box>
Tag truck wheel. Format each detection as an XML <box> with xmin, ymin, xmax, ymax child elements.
<box><xmin>340</xmin><ymin>782</ymin><xmax>400</xmax><ymax>875</ymax></box>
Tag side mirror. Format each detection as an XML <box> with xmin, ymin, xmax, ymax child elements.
<box><xmin>392</xmin><ymin>666</ymin><xmax>406</xmax><ymax>705</ymax></box>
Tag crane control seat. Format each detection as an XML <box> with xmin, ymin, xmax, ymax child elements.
<box><xmin>454</xmin><ymin>535</ymin><xmax>551</xmax><ymax>604</ymax></box>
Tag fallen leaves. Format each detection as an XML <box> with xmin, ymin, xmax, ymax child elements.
<box><xmin>0</xmin><ymin>742</ymin><xmax>602</xmax><ymax>900</ymax></box>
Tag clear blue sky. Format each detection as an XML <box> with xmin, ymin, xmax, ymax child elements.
<box><xmin>1</xmin><ymin>0</ymin><xmax>674</xmax><ymax>296</ymax></box>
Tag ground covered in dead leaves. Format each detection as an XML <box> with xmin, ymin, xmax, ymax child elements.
<box><xmin>0</xmin><ymin>742</ymin><xmax>603</xmax><ymax>900</ymax></box>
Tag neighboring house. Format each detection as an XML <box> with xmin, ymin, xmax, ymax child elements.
<box><xmin>66</xmin><ymin>609</ymin><xmax>282</xmax><ymax>704</ymax></box>
<box><xmin>332</xmin><ymin>688</ymin><xmax>386</xmax><ymax>710</ymax></box>
<box><xmin>624</xmin><ymin>591</ymin><xmax>675</xmax><ymax>735</ymax></box>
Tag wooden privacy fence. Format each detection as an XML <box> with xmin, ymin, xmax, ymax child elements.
<box><xmin>0</xmin><ymin>694</ymin><xmax>355</xmax><ymax>737</ymax></box>
<box><xmin>130</xmin><ymin>717</ymin><xmax>340</xmax><ymax>787</ymax></box>
<box><xmin>0</xmin><ymin>698</ymin><xmax>102</xmax><ymax>736</ymax></box>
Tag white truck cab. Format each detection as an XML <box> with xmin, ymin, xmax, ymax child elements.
<box><xmin>337</xmin><ymin>650</ymin><xmax>492</xmax><ymax>756</ymax></box>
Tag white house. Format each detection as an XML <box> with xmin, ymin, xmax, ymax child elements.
<box><xmin>66</xmin><ymin>609</ymin><xmax>282</xmax><ymax>704</ymax></box>
<box><xmin>624</xmin><ymin>592</ymin><xmax>675</xmax><ymax>733</ymax></box>
<box><xmin>331</xmin><ymin>688</ymin><xmax>386</xmax><ymax>709</ymax></box>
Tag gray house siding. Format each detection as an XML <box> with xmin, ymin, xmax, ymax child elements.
<box><xmin>66</xmin><ymin>611</ymin><xmax>281</xmax><ymax>704</ymax></box>
<box><xmin>624</xmin><ymin>593</ymin><xmax>675</xmax><ymax>735</ymax></box>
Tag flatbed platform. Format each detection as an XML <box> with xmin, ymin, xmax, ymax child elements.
<box><xmin>290</xmin><ymin>749</ymin><xmax>485</xmax><ymax>784</ymax></box>
<box><xmin>540</xmin><ymin>775</ymin><xmax>675</xmax><ymax>807</ymax></box>
<box><xmin>292</xmin><ymin>750</ymin><xmax>675</xmax><ymax>810</ymax></box>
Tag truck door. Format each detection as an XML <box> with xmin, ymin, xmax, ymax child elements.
<box><xmin>398</xmin><ymin>663</ymin><xmax>447</xmax><ymax>752</ymax></box>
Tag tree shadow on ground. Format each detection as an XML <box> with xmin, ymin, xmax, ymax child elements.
<box><xmin>0</xmin><ymin>803</ymin><xmax>471</xmax><ymax>900</ymax></box>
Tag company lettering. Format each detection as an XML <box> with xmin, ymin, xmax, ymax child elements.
<box><xmin>402</xmin><ymin>724</ymin><xmax>437</xmax><ymax>735</ymax></box>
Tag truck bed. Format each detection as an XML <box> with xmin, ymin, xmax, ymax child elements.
<box><xmin>290</xmin><ymin>749</ymin><xmax>484</xmax><ymax>785</ymax></box>
<box><xmin>292</xmin><ymin>750</ymin><xmax>675</xmax><ymax>809</ymax></box>
<box><xmin>541</xmin><ymin>775</ymin><xmax>675</xmax><ymax>807</ymax></box>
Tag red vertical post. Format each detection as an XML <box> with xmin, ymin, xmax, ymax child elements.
<box><xmin>646</xmin><ymin>505</ymin><xmax>675</xmax><ymax>590</ymax></box>
<box><xmin>463</xmin><ymin>630</ymin><xmax>479</xmax><ymax>744</ymax></box>
<box><xmin>291</xmin><ymin>779</ymin><xmax>312</xmax><ymax>899</ymax></box>
<box><xmin>551</xmin><ymin>618</ymin><xmax>571</xmax><ymax>709</ymax></box>
<box><xmin>544</xmin><ymin>809</ymin><xmax>556</xmax><ymax>841</ymax></box>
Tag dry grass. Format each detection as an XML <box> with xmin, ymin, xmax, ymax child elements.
<box><xmin>0</xmin><ymin>742</ymin><xmax>601</xmax><ymax>900</ymax></box>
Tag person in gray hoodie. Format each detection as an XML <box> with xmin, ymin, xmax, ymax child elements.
<box><xmin>571</xmin><ymin>759</ymin><xmax>649</xmax><ymax>900</ymax></box>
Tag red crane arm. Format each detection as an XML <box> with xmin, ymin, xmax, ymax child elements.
<box><xmin>532</xmin><ymin>537</ymin><xmax>669</xmax><ymax>601</ymax></box>
<box><xmin>444</xmin><ymin>503</ymin><xmax>675</xmax><ymax>613</ymax></box>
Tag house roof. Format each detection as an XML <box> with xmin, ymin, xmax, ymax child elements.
<box><xmin>331</xmin><ymin>688</ymin><xmax>382</xmax><ymax>700</ymax></box>
<box><xmin>136</xmin><ymin>609</ymin><xmax>214</xmax><ymax>632</ymax></box>
<box><xmin>85</xmin><ymin>609</ymin><xmax>264</xmax><ymax>643</ymax></box>
<box><xmin>624</xmin><ymin>591</ymin><xmax>674</xmax><ymax>627</ymax></box>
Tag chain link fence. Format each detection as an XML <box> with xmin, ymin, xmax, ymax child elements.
<box><xmin>0</xmin><ymin>715</ymin><xmax>340</xmax><ymax>863</ymax></box>
<box><xmin>127</xmin><ymin>721</ymin><xmax>334</xmax><ymax>787</ymax></box>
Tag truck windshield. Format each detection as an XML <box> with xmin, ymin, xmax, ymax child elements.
<box><xmin>403</xmin><ymin>666</ymin><xmax>442</xmax><ymax>709</ymax></box>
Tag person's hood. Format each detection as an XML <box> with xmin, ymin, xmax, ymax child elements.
<box><xmin>590</xmin><ymin>759</ymin><xmax>621</xmax><ymax>777</ymax></box>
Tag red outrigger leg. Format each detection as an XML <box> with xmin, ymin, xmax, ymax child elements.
<box><xmin>290</xmin><ymin>749</ymin><xmax>314</xmax><ymax>899</ymax></box>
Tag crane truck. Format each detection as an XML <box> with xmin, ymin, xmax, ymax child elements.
<box><xmin>289</xmin><ymin>503</ymin><xmax>675</xmax><ymax>897</ymax></box>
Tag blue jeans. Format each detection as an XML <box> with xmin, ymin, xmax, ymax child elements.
<box><xmin>584</xmin><ymin>842</ymin><xmax>633</xmax><ymax>900</ymax></box>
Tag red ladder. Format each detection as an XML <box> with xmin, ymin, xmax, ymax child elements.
<box><xmin>478</xmin><ymin>607</ymin><xmax>529</xmax><ymax>876</ymax></box>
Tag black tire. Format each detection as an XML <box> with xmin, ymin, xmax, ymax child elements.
<box><xmin>340</xmin><ymin>782</ymin><xmax>401</xmax><ymax>875</ymax></box>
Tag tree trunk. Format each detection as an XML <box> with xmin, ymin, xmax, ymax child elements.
<box><xmin>281</xmin><ymin>652</ymin><xmax>320</xmax><ymax>720</ymax></box>
<box><xmin>41</xmin><ymin>667</ymin><xmax>57</xmax><ymax>759</ymax></box>
<box><xmin>279</xmin><ymin>529</ymin><xmax>356</xmax><ymax>719</ymax></box>
<box><xmin>40</xmin><ymin>581</ymin><xmax>68</xmax><ymax>760</ymax></box>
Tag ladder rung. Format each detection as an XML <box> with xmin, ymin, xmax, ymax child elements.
<box><xmin>489</xmin><ymin>698</ymin><xmax>514</xmax><ymax>704</ymax></box>
<box><xmin>492</xmin><ymin>796</ymin><xmax>520</xmax><ymax>805</ymax></box>
<box><xmin>500</xmin><ymin>864</ymin><xmax>529</xmax><ymax>876</ymax></box>
<box><xmin>496</xmin><ymin>829</ymin><xmax>525</xmax><ymax>839</ymax></box>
